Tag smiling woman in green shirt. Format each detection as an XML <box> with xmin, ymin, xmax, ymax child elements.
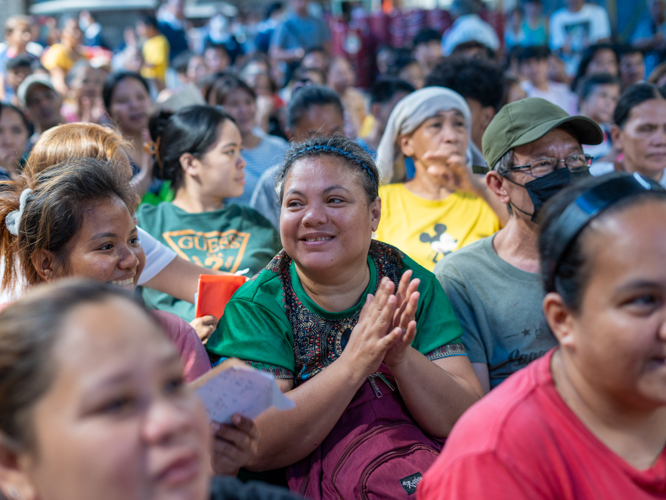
<box><xmin>137</xmin><ymin>105</ymin><xmax>281</xmax><ymax>324</ymax></box>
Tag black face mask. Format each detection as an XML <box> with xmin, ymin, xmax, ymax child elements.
<box><xmin>506</xmin><ymin>167</ymin><xmax>590</xmax><ymax>222</ymax></box>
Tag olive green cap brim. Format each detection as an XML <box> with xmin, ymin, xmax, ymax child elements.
<box><xmin>482</xmin><ymin>98</ymin><xmax>604</xmax><ymax>172</ymax></box>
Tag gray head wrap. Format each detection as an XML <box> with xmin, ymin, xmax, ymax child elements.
<box><xmin>375</xmin><ymin>87</ymin><xmax>472</xmax><ymax>185</ymax></box>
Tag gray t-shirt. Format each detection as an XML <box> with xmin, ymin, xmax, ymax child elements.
<box><xmin>434</xmin><ymin>234</ymin><xmax>556</xmax><ymax>389</ymax></box>
<box><xmin>249</xmin><ymin>164</ymin><xmax>280</xmax><ymax>230</ymax></box>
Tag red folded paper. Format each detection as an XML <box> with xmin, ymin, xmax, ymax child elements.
<box><xmin>195</xmin><ymin>274</ymin><xmax>248</xmax><ymax>319</ymax></box>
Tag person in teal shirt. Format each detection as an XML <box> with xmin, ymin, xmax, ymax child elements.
<box><xmin>137</xmin><ymin>105</ymin><xmax>281</xmax><ymax>326</ymax></box>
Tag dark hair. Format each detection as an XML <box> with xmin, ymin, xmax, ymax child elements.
<box><xmin>148</xmin><ymin>105</ymin><xmax>235</xmax><ymax>190</ymax></box>
<box><xmin>204</xmin><ymin>41</ymin><xmax>229</xmax><ymax>57</ymax></box>
<box><xmin>6</xmin><ymin>54</ymin><xmax>32</xmax><ymax>72</ymax></box>
<box><xmin>102</xmin><ymin>71</ymin><xmax>151</xmax><ymax>112</ymax></box>
<box><xmin>0</xmin><ymin>157</ymin><xmax>137</xmax><ymax>292</ymax></box>
<box><xmin>265</xmin><ymin>2</ymin><xmax>283</xmax><ymax>19</ymax></box>
<box><xmin>616</xmin><ymin>43</ymin><xmax>644</xmax><ymax>61</ymax></box>
<box><xmin>576</xmin><ymin>73</ymin><xmax>621</xmax><ymax>101</ymax></box>
<box><xmin>449</xmin><ymin>40</ymin><xmax>496</xmax><ymax>60</ymax></box>
<box><xmin>208</xmin><ymin>72</ymin><xmax>256</xmax><ymax>107</ymax></box>
<box><xmin>0</xmin><ymin>101</ymin><xmax>31</xmax><ymax>133</ymax></box>
<box><xmin>538</xmin><ymin>173</ymin><xmax>666</xmax><ymax>311</ymax></box>
<box><xmin>613</xmin><ymin>83</ymin><xmax>666</xmax><ymax>128</ymax></box>
<box><xmin>277</xmin><ymin>135</ymin><xmax>378</xmax><ymax>205</ymax></box>
<box><xmin>412</xmin><ymin>28</ymin><xmax>441</xmax><ymax>49</ymax></box>
<box><xmin>386</xmin><ymin>48</ymin><xmax>419</xmax><ymax>77</ymax></box>
<box><xmin>0</xmin><ymin>279</ymin><xmax>146</xmax><ymax>450</ymax></box>
<box><xmin>517</xmin><ymin>44</ymin><xmax>551</xmax><ymax>63</ymax></box>
<box><xmin>139</xmin><ymin>14</ymin><xmax>159</xmax><ymax>30</ymax></box>
<box><xmin>424</xmin><ymin>56</ymin><xmax>504</xmax><ymax>111</ymax></box>
<box><xmin>287</xmin><ymin>85</ymin><xmax>343</xmax><ymax>130</ymax></box>
<box><xmin>571</xmin><ymin>43</ymin><xmax>618</xmax><ymax>92</ymax></box>
<box><xmin>369</xmin><ymin>77</ymin><xmax>415</xmax><ymax>106</ymax></box>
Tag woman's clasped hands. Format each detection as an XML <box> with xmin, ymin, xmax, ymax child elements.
<box><xmin>340</xmin><ymin>271</ymin><xmax>420</xmax><ymax>378</ymax></box>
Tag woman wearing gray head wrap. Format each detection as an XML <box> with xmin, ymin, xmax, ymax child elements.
<box><xmin>374</xmin><ymin>87</ymin><xmax>506</xmax><ymax>271</ymax></box>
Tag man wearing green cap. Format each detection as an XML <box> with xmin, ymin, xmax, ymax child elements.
<box><xmin>434</xmin><ymin>97</ymin><xmax>603</xmax><ymax>393</ymax></box>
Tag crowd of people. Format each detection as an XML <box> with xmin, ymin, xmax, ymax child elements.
<box><xmin>0</xmin><ymin>0</ymin><xmax>664</xmax><ymax>498</ymax></box>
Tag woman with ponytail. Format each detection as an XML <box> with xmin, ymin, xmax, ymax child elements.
<box><xmin>138</xmin><ymin>105</ymin><xmax>280</xmax><ymax>323</ymax></box>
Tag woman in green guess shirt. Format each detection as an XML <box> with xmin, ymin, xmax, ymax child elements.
<box><xmin>137</xmin><ymin>105</ymin><xmax>281</xmax><ymax>323</ymax></box>
<box><xmin>206</xmin><ymin>136</ymin><xmax>483</xmax><ymax>483</ymax></box>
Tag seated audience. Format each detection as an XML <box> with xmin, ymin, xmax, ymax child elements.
<box><xmin>0</xmin><ymin>103</ymin><xmax>29</xmax><ymax>181</ymax></box>
<box><xmin>519</xmin><ymin>45</ymin><xmax>578</xmax><ymax>116</ymax></box>
<box><xmin>17</xmin><ymin>74</ymin><xmax>64</xmax><ymax>146</ymax></box>
<box><xmin>326</xmin><ymin>57</ymin><xmax>366</xmax><ymax>138</ymax></box>
<box><xmin>374</xmin><ymin>87</ymin><xmax>502</xmax><ymax>271</ymax></box>
<box><xmin>420</xmin><ymin>173</ymin><xmax>666</xmax><ymax>498</ymax></box>
<box><xmin>607</xmin><ymin>83</ymin><xmax>666</xmax><ymax>186</ymax></box>
<box><xmin>207</xmin><ymin>135</ymin><xmax>482</xmax><ymax>495</ymax></box>
<box><xmin>61</xmin><ymin>60</ymin><xmax>106</xmax><ymax>124</ymax></box>
<box><xmin>424</xmin><ymin>56</ymin><xmax>505</xmax><ymax>168</ymax></box>
<box><xmin>0</xmin><ymin>279</ymin><xmax>303</xmax><ymax>498</ymax></box>
<box><xmin>41</xmin><ymin>15</ymin><xmax>86</xmax><ymax>96</ymax></box>
<box><xmin>0</xmin><ymin>15</ymin><xmax>41</xmax><ymax>102</ymax></box>
<box><xmin>618</xmin><ymin>44</ymin><xmax>647</xmax><ymax>89</ymax></box>
<box><xmin>103</xmin><ymin>71</ymin><xmax>159</xmax><ymax>201</ymax></box>
<box><xmin>0</xmin><ymin>157</ymin><xmax>209</xmax><ymax>382</ymax></box>
<box><xmin>250</xmin><ymin>85</ymin><xmax>345</xmax><ymax>229</ymax></box>
<box><xmin>23</xmin><ymin>122</ymin><xmax>229</xmax><ymax>341</ymax></box>
<box><xmin>137</xmin><ymin>105</ymin><xmax>281</xmax><ymax>323</ymax></box>
<box><xmin>412</xmin><ymin>28</ymin><xmax>443</xmax><ymax>77</ymax></box>
<box><xmin>577</xmin><ymin>73</ymin><xmax>620</xmax><ymax>160</ymax></box>
<box><xmin>357</xmin><ymin>77</ymin><xmax>415</xmax><ymax>157</ymax></box>
<box><xmin>4</xmin><ymin>54</ymin><xmax>33</xmax><ymax>107</ymax></box>
<box><xmin>631</xmin><ymin>0</ymin><xmax>666</xmax><ymax>75</ymax></box>
<box><xmin>209</xmin><ymin>73</ymin><xmax>288</xmax><ymax>206</ymax></box>
<box><xmin>434</xmin><ymin>98</ymin><xmax>602</xmax><ymax>392</ymax></box>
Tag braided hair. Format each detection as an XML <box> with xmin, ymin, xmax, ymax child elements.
<box><xmin>277</xmin><ymin>135</ymin><xmax>379</xmax><ymax>205</ymax></box>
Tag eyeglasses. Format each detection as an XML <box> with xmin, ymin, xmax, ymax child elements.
<box><xmin>509</xmin><ymin>154</ymin><xmax>593</xmax><ymax>178</ymax></box>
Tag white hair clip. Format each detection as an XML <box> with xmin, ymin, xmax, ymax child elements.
<box><xmin>6</xmin><ymin>188</ymin><xmax>33</xmax><ymax>236</ymax></box>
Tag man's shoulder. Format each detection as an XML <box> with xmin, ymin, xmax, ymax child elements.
<box><xmin>435</xmin><ymin>236</ymin><xmax>495</xmax><ymax>274</ymax></box>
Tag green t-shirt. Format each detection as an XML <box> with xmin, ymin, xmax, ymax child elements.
<box><xmin>137</xmin><ymin>202</ymin><xmax>281</xmax><ymax>321</ymax></box>
<box><xmin>206</xmin><ymin>240</ymin><xmax>466</xmax><ymax>384</ymax></box>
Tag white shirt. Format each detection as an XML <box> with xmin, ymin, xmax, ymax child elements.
<box><xmin>549</xmin><ymin>4</ymin><xmax>611</xmax><ymax>75</ymax></box>
<box><xmin>521</xmin><ymin>80</ymin><xmax>578</xmax><ymax>116</ymax></box>
<box><xmin>137</xmin><ymin>227</ymin><xmax>177</xmax><ymax>285</ymax></box>
<box><xmin>441</xmin><ymin>14</ymin><xmax>500</xmax><ymax>56</ymax></box>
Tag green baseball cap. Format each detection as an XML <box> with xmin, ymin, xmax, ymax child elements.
<box><xmin>481</xmin><ymin>98</ymin><xmax>604</xmax><ymax>171</ymax></box>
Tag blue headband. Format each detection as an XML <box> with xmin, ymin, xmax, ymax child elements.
<box><xmin>295</xmin><ymin>145</ymin><xmax>377</xmax><ymax>186</ymax></box>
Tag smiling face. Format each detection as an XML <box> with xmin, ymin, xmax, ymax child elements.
<box><xmin>555</xmin><ymin>199</ymin><xmax>666</xmax><ymax>409</ymax></box>
<box><xmin>280</xmin><ymin>156</ymin><xmax>380</xmax><ymax>277</ymax></box>
<box><xmin>56</xmin><ymin>196</ymin><xmax>146</xmax><ymax>292</ymax></box>
<box><xmin>184</xmin><ymin>120</ymin><xmax>246</xmax><ymax>200</ymax></box>
<box><xmin>108</xmin><ymin>77</ymin><xmax>151</xmax><ymax>136</ymax></box>
<box><xmin>614</xmin><ymin>98</ymin><xmax>666</xmax><ymax>181</ymax></box>
<box><xmin>17</xmin><ymin>296</ymin><xmax>211</xmax><ymax>500</ymax></box>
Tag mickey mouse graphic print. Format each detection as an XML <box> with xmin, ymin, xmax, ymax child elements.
<box><xmin>375</xmin><ymin>183</ymin><xmax>500</xmax><ymax>271</ymax></box>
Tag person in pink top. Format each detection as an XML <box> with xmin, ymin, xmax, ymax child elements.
<box><xmin>419</xmin><ymin>172</ymin><xmax>666</xmax><ymax>499</ymax></box>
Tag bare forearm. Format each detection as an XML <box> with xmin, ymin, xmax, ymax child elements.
<box><xmin>247</xmin><ymin>359</ymin><xmax>365</xmax><ymax>471</ymax></box>
<box><xmin>143</xmin><ymin>257</ymin><xmax>230</xmax><ymax>303</ymax></box>
<box><xmin>389</xmin><ymin>349</ymin><xmax>482</xmax><ymax>438</ymax></box>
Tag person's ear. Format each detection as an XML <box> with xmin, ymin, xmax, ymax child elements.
<box><xmin>30</xmin><ymin>249</ymin><xmax>59</xmax><ymax>283</ymax></box>
<box><xmin>398</xmin><ymin>134</ymin><xmax>414</xmax><ymax>158</ymax></box>
<box><xmin>610</xmin><ymin>124</ymin><xmax>623</xmax><ymax>152</ymax></box>
<box><xmin>486</xmin><ymin>171</ymin><xmax>510</xmax><ymax>204</ymax></box>
<box><xmin>370</xmin><ymin>196</ymin><xmax>381</xmax><ymax>232</ymax></box>
<box><xmin>543</xmin><ymin>292</ymin><xmax>576</xmax><ymax>350</ymax></box>
<box><xmin>0</xmin><ymin>434</ymin><xmax>37</xmax><ymax>500</ymax></box>
<box><xmin>179</xmin><ymin>152</ymin><xmax>198</xmax><ymax>177</ymax></box>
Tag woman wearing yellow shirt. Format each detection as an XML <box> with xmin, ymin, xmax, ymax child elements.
<box><xmin>41</xmin><ymin>15</ymin><xmax>86</xmax><ymax>96</ymax></box>
<box><xmin>374</xmin><ymin>87</ymin><xmax>506</xmax><ymax>271</ymax></box>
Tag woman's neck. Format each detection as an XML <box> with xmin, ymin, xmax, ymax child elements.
<box><xmin>242</xmin><ymin>130</ymin><xmax>261</xmax><ymax>149</ymax></box>
<box><xmin>492</xmin><ymin>216</ymin><xmax>541</xmax><ymax>273</ymax></box>
<box><xmin>551</xmin><ymin>349</ymin><xmax>666</xmax><ymax>471</ymax></box>
<box><xmin>404</xmin><ymin>169</ymin><xmax>453</xmax><ymax>201</ymax></box>
<box><xmin>620</xmin><ymin>161</ymin><xmax>664</xmax><ymax>183</ymax></box>
<box><xmin>172</xmin><ymin>181</ymin><xmax>224</xmax><ymax>213</ymax></box>
<box><xmin>294</xmin><ymin>257</ymin><xmax>371</xmax><ymax>313</ymax></box>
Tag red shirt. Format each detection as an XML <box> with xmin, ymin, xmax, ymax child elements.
<box><xmin>418</xmin><ymin>349</ymin><xmax>666</xmax><ymax>500</ymax></box>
